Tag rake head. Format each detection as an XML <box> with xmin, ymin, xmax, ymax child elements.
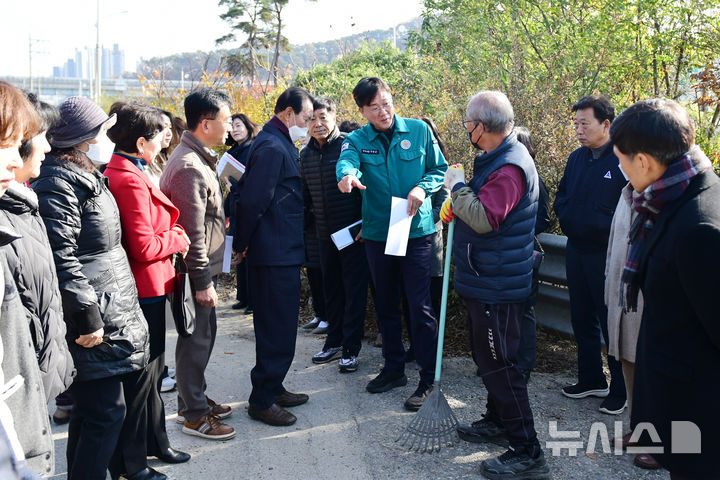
<box><xmin>396</xmin><ymin>383</ymin><xmax>459</xmax><ymax>453</ymax></box>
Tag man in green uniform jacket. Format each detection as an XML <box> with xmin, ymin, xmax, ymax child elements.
<box><xmin>336</xmin><ymin>76</ymin><xmax>447</xmax><ymax>411</ymax></box>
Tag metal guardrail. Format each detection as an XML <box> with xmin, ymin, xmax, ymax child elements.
<box><xmin>534</xmin><ymin>233</ymin><xmax>573</xmax><ymax>336</ymax></box>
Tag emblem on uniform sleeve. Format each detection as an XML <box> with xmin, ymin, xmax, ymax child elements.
<box><xmin>400</xmin><ymin>139</ymin><xmax>411</xmax><ymax>150</ymax></box>
<box><xmin>341</xmin><ymin>143</ymin><xmax>349</xmax><ymax>152</ymax></box>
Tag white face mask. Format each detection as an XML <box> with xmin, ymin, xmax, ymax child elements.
<box><xmin>618</xmin><ymin>162</ymin><xmax>629</xmax><ymax>181</ymax></box>
<box><xmin>85</xmin><ymin>136</ymin><xmax>115</xmax><ymax>166</ymax></box>
<box><xmin>288</xmin><ymin>117</ymin><xmax>308</xmax><ymax>143</ymax></box>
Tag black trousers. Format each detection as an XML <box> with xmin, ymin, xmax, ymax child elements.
<box><xmin>236</xmin><ymin>259</ymin><xmax>253</xmax><ymax>308</ymax></box>
<box><xmin>365</xmin><ymin>235</ymin><xmax>437</xmax><ymax>385</ymax></box>
<box><xmin>402</xmin><ymin>275</ymin><xmax>443</xmax><ymax>352</ymax></box>
<box><xmin>248</xmin><ymin>264</ymin><xmax>301</xmax><ymax>409</ymax></box>
<box><xmin>465</xmin><ymin>299</ymin><xmax>538</xmax><ymax>448</ymax></box>
<box><xmin>108</xmin><ymin>366</ymin><xmax>153</xmax><ymax>477</ymax></box>
<box><xmin>306</xmin><ymin>266</ymin><xmax>325</xmax><ymax>318</ymax></box>
<box><xmin>68</xmin><ymin>367</ymin><xmax>151</xmax><ymax>479</ymax></box>
<box><xmin>565</xmin><ymin>242</ymin><xmax>626</xmax><ymax>398</ymax></box>
<box><xmin>517</xmin><ymin>267</ymin><xmax>540</xmax><ymax>374</ymax></box>
<box><xmin>140</xmin><ymin>300</ymin><xmax>171</xmax><ymax>456</ymax></box>
<box><xmin>319</xmin><ymin>239</ymin><xmax>368</xmax><ymax>356</ymax></box>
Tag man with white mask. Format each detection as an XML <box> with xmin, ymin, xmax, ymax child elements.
<box><xmin>233</xmin><ymin>86</ymin><xmax>314</xmax><ymax>427</ymax></box>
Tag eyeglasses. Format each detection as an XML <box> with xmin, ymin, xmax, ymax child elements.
<box><xmin>366</xmin><ymin>102</ymin><xmax>393</xmax><ymax>115</ymax></box>
<box><xmin>462</xmin><ymin>119</ymin><xmax>476</xmax><ymax>129</ymax></box>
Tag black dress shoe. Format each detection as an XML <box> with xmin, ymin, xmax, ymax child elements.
<box><xmin>248</xmin><ymin>403</ymin><xmax>296</xmax><ymax>426</ymax></box>
<box><xmin>124</xmin><ymin>467</ymin><xmax>167</xmax><ymax>480</ymax></box>
<box><xmin>231</xmin><ymin>301</ymin><xmax>247</xmax><ymax>310</ymax></box>
<box><xmin>155</xmin><ymin>447</ymin><xmax>191</xmax><ymax>464</ymax></box>
<box><xmin>275</xmin><ymin>391</ymin><xmax>309</xmax><ymax>407</ymax></box>
<box><xmin>244</xmin><ymin>306</ymin><xmax>254</xmax><ymax>315</ymax></box>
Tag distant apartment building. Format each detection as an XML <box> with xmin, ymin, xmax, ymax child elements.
<box><xmin>53</xmin><ymin>44</ymin><xmax>124</xmax><ymax>79</ymax></box>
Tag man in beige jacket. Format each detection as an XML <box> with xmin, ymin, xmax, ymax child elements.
<box><xmin>160</xmin><ymin>88</ymin><xmax>235</xmax><ymax>441</ymax></box>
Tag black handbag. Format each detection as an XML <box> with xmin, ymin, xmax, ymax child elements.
<box><xmin>171</xmin><ymin>255</ymin><xmax>195</xmax><ymax>337</ymax></box>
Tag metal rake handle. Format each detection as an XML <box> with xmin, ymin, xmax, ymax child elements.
<box><xmin>434</xmin><ymin>219</ymin><xmax>454</xmax><ymax>384</ymax></box>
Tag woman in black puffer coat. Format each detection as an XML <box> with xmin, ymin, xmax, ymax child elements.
<box><xmin>0</xmin><ymin>94</ymin><xmax>75</xmax><ymax>404</ymax></box>
<box><xmin>33</xmin><ymin>97</ymin><xmax>155</xmax><ymax>480</ymax></box>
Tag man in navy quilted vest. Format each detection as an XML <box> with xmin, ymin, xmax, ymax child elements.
<box><xmin>441</xmin><ymin>91</ymin><xmax>549</xmax><ymax>480</ymax></box>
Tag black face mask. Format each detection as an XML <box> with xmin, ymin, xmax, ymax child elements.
<box><xmin>468</xmin><ymin>123</ymin><xmax>482</xmax><ymax>150</ymax></box>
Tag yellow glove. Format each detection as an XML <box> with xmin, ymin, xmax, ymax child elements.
<box><xmin>440</xmin><ymin>198</ymin><xmax>454</xmax><ymax>224</ymax></box>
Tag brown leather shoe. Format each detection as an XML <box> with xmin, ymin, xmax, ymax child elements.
<box><xmin>634</xmin><ymin>453</ymin><xmax>662</xmax><ymax>470</ymax></box>
<box><xmin>248</xmin><ymin>403</ymin><xmax>297</xmax><ymax>426</ymax></box>
<box><xmin>275</xmin><ymin>391</ymin><xmax>309</xmax><ymax>407</ymax></box>
<box><xmin>206</xmin><ymin>396</ymin><xmax>232</xmax><ymax>419</ymax></box>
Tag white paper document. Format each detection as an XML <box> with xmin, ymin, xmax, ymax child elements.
<box><xmin>222</xmin><ymin>235</ymin><xmax>234</xmax><ymax>273</ymax></box>
<box><xmin>385</xmin><ymin>197</ymin><xmax>412</xmax><ymax>256</ymax></box>
<box><xmin>217</xmin><ymin>152</ymin><xmax>246</xmax><ymax>182</ymax></box>
<box><xmin>330</xmin><ymin>220</ymin><xmax>363</xmax><ymax>250</ymax></box>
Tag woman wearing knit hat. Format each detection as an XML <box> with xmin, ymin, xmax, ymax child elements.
<box><xmin>32</xmin><ymin>96</ymin><xmax>161</xmax><ymax>480</ymax></box>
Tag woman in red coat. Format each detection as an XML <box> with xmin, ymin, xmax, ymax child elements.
<box><xmin>105</xmin><ymin>101</ymin><xmax>191</xmax><ymax>474</ymax></box>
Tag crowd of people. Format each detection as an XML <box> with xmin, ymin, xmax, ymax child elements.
<box><xmin>0</xmin><ymin>74</ymin><xmax>717</xmax><ymax>480</ymax></box>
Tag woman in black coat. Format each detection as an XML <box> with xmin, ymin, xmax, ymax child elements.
<box><xmin>0</xmin><ymin>93</ymin><xmax>75</xmax><ymax>404</ymax></box>
<box><xmin>33</xmin><ymin>97</ymin><xmax>157</xmax><ymax>480</ymax></box>
<box><xmin>226</xmin><ymin>113</ymin><xmax>259</xmax><ymax>312</ymax></box>
<box><xmin>610</xmin><ymin>99</ymin><xmax>720</xmax><ymax>480</ymax></box>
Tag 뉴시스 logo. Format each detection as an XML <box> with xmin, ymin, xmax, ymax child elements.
<box><xmin>546</xmin><ymin>420</ymin><xmax>701</xmax><ymax>456</ymax></box>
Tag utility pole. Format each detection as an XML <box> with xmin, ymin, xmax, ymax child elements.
<box><xmin>95</xmin><ymin>0</ymin><xmax>101</xmax><ymax>102</ymax></box>
<box><xmin>29</xmin><ymin>35</ymin><xmax>33</xmax><ymax>92</ymax></box>
<box><xmin>28</xmin><ymin>36</ymin><xmax>48</xmax><ymax>96</ymax></box>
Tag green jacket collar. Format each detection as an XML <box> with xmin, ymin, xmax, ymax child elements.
<box><xmin>366</xmin><ymin>114</ymin><xmax>408</xmax><ymax>141</ymax></box>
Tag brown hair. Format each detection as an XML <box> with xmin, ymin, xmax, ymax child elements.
<box><xmin>0</xmin><ymin>81</ymin><xmax>40</xmax><ymax>147</ymax></box>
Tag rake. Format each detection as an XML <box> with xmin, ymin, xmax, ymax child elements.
<box><xmin>396</xmin><ymin>219</ymin><xmax>459</xmax><ymax>452</ymax></box>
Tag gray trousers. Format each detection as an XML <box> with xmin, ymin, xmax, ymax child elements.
<box><xmin>175</xmin><ymin>277</ymin><xmax>217</xmax><ymax>422</ymax></box>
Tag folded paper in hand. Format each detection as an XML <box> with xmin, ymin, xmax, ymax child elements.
<box><xmin>331</xmin><ymin>220</ymin><xmax>362</xmax><ymax>250</ymax></box>
<box><xmin>385</xmin><ymin>197</ymin><xmax>411</xmax><ymax>256</ymax></box>
<box><xmin>217</xmin><ymin>152</ymin><xmax>245</xmax><ymax>181</ymax></box>
<box><xmin>222</xmin><ymin>235</ymin><xmax>234</xmax><ymax>273</ymax></box>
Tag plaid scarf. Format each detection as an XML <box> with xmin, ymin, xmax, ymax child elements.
<box><xmin>620</xmin><ymin>150</ymin><xmax>710</xmax><ymax>311</ymax></box>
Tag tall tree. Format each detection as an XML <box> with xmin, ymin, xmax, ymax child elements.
<box><xmin>217</xmin><ymin>0</ymin><xmax>273</xmax><ymax>84</ymax></box>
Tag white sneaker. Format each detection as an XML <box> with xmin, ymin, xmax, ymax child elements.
<box><xmin>161</xmin><ymin>376</ymin><xmax>176</xmax><ymax>393</ymax></box>
<box><xmin>168</xmin><ymin>368</ymin><xmax>176</xmax><ymax>378</ymax></box>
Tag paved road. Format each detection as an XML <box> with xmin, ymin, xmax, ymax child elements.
<box><xmin>49</xmin><ymin>298</ymin><xmax>669</xmax><ymax>479</ymax></box>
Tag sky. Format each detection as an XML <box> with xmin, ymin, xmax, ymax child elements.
<box><xmin>0</xmin><ymin>0</ymin><xmax>425</xmax><ymax>78</ymax></box>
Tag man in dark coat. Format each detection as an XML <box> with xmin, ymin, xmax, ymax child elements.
<box><xmin>234</xmin><ymin>87</ymin><xmax>314</xmax><ymax>427</ymax></box>
<box><xmin>300</xmin><ymin>96</ymin><xmax>368</xmax><ymax>372</ymax></box>
<box><xmin>553</xmin><ymin>95</ymin><xmax>627</xmax><ymax>415</ymax></box>
<box><xmin>610</xmin><ymin>98</ymin><xmax>720</xmax><ymax>480</ymax></box>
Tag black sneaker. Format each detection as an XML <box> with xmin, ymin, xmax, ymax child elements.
<box><xmin>480</xmin><ymin>445</ymin><xmax>550</xmax><ymax>480</ymax></box>
<box><xmin>404</xmin><ymin>381</ymin><xmax>432</xmax><ymax>411</ymax></box>
<box><xmin>457</xmin><ymin>414</ymin><xmax>508</xmax><ymax>447</ymax></box>
<box><xmin>562</xmin><ymin>381</ymin><xmax>609</xmax><ymax>399</ymax></box>
<box><xmin>599</xmin><ymin>395</ymin><xmax>627</xmax><ymax>415</ymax></box>
<box><xmin>312</xmin><ymin>346</ymin><xmax>342</xmax><ymax>364</ymax></box>
<box><xmin>366</xmin><ymin>369</ymin><xmax>407</xmax><ymax>393</ymax></box>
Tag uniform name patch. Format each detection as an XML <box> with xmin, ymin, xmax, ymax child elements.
<box><xmin>361</xmin><ymin>148</ymin><xmax>379</xmax><ymax>154</ymax></box>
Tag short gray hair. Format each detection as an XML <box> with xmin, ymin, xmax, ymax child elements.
<box><xmin>466</xmin><ymin>91</ymin><xmax>514</xmax><ymax>134</ymax></box>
